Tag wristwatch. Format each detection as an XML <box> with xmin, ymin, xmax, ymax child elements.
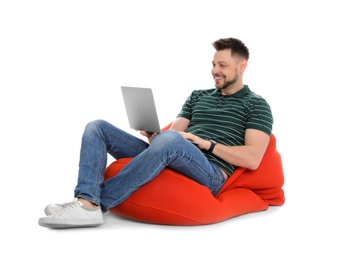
<box><xmin>207</xmin><ymin>140</ymin><xmax>217</xmax><ymax>154</ymax></box>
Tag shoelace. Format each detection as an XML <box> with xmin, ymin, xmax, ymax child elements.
<box><xmin>58</xmin><ymin>201</ymin><xmax>75</xmax><ymax>208</ymax></box>
<box><xmin>57</xmin><ymin>199</ymin><xmax>82</xmax><ymax>215</ymax></box>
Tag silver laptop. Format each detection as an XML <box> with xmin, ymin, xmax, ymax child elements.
<box><xmin>121</xmin><ymin>86</ymin><xmax>161</xmax><ymax>134</ymax></box>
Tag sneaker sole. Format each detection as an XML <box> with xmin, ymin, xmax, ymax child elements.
<box><xmin>38</xmin><ymin>219</ymin><xmax>104</xmax><ymax>229</ymax></box>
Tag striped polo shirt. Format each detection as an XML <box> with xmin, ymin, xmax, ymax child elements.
<box><xmin>177</xmin><ymin>85</ymin><xmax>273</xmax><ymax>176</ymax></box>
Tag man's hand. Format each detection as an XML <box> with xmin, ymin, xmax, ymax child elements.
<box><xmin>179</xmin><ymin>132</ymin><xmax>210</xmax><ymax>150</ymax></box>
<box><xmin>140</xmin><ymin>130</ymin><xmax>158</xmax><ymax>143</ymax></box>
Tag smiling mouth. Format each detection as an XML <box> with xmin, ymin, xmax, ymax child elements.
<box><xmin>214</xmin><ymin>76</ymin><xmax>224</xmax><ymax>83</ymax></box>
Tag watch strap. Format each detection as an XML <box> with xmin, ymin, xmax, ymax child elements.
<box><xmin>207</xmin><ymin>140</ymin><xmax>217</xmax><ymax>154</ymax></box>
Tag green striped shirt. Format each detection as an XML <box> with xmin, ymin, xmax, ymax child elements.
<box><xmin>177</xmin><ymin>85</ymin><xmax>273</xmax><ymax>175</ymax></box>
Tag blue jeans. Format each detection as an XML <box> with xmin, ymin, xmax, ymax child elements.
<box><xmin>74</xmin><ymin>119</ymin><xmax>226</xmax><ymax>212</ymax></box>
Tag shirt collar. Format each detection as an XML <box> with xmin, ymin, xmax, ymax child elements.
<box><xmin>211</xmin><ymin>85</ymin><xmax>250</xmax><ymax>97</ymax></box>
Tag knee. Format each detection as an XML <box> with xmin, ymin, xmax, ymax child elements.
<box><xmin>85</xmin><ymin>119</ymin><xmax>103</xmax><ymax>130</ymax></box>
<box><xmin>84</xmin><ymin>119</ymin><xmax>109</xmax><ymax>137</ymax></box>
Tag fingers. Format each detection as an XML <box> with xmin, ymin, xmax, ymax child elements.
<box><xmin>140</xmin><ymin>130</ymin><xmax>156</xmax><ymax>137</ymax></box>
<box><xmin>139</xmin><ymin>130</ymin><xmax>147</xmax><ymax>136</ymax></box>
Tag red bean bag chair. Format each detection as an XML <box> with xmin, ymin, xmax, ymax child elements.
<box><xmin>104</xmin><ymin>124</ymin><xmax>285</xmax><ymax>225</ymax></box>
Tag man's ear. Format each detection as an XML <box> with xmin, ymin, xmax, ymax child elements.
<box><xmin>239</xmin><ymin>59</ymin><xmax>248</xmax><ymax>74</ymax></box>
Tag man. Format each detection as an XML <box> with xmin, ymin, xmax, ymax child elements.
<box><xmin>38</xmin><ymin>37</ymin><xmax>273</xmax><ymax>229</ymax></box>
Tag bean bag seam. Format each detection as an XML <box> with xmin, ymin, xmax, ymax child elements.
<box><xmin>115</xmin><ymin>199</ymin><xmax>205</xmax><ymax>225</ymax></box>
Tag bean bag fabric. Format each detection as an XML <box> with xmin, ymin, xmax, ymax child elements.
<box><xmin>104</xmin><ymin>127</ymin><xmax>285</xmax><ymax>225</ymax></box>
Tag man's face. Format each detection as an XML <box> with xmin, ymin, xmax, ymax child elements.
<box><xmin>211</xmin><ymin>49</ymin><xmax>241</xmax><ymax>91</ymax></box>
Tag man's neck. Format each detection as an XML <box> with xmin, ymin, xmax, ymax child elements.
<box><xmin>220</xmin><ymin>82</ymin><xmax>244</xmax><ymax>95</ymax></box>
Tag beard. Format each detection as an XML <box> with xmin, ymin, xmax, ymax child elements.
<box><xmin>221</xmin><ymin>75</ymin><xmax>238</xmax><ymax>90</ymax></box>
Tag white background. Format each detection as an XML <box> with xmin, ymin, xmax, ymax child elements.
<box><xmin>1</xmin><ymin>0</ymin><xmax>345</xmax><ymax>259</ymax></box>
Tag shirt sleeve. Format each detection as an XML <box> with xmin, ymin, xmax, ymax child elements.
<box><xmin>177</xmin><ymin>91</ymin><xmax>194</xmax><ymax>120</ymax></box>
<box><xmin>246</xmin><ymin>97</ymin><xmax>273</xmax><ymax>136</ymax></box>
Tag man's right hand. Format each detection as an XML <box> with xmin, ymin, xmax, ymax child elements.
<box><xmin>140</xmin><ymin>130</ymin><xmax>158</xmax><ymax>143</ymax></box>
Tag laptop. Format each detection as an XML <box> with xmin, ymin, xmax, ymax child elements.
<box><xmin>121</xmin><ymin>86</ymin><xmax>162</xmax><ymax>134</ymax></box>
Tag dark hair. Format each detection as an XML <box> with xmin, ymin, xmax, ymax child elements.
<box><xmin>212</xmin><ymin>37</ymin><xmax>249</xmax><ymax>61</ymax></box>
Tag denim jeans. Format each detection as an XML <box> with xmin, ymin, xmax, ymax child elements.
<box><xmin>74</xmin><ymin>119</ymin><xmax>226</xmax><ymax>212</ymax></box>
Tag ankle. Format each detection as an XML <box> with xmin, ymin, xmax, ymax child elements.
<box><xmin>77</xmin><ymin>198</ymin><xmax>98</xmax><ymax>208</ymax></box>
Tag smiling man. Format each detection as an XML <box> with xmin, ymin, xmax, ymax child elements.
<box><xmin>38</xmin><ymin>37</ymin><xmax>273</xmax><ymax>229</ymax></box>
<box><xmin>212</xmin><ymin>40</ymin><xmax>248</xmax><ymax>94</ymax></box>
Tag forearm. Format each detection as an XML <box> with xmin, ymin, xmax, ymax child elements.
<box><xmin>209</xmin><ymin>142</ymin><xmax>265</xmax><ymax>170</ymax></box>
<box><xmin>198</xmin><ymin>129</ymin><xmax>270</xmax><ymax>170</ymax></box>
<box><xmin>170</xmin><ymin>117</ymin><xmax>190</xmax><ymax>132</ymax></box>
<box><xmin>179</xmin><ymin>128</ymin><xmax>270</xmax><ymax>170</ymax></box>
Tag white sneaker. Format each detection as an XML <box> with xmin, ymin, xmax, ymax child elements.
<box><xmin>38</xmin><ymin>199</ymin><xmax>104</xmax><ymax>228</ymax></box>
